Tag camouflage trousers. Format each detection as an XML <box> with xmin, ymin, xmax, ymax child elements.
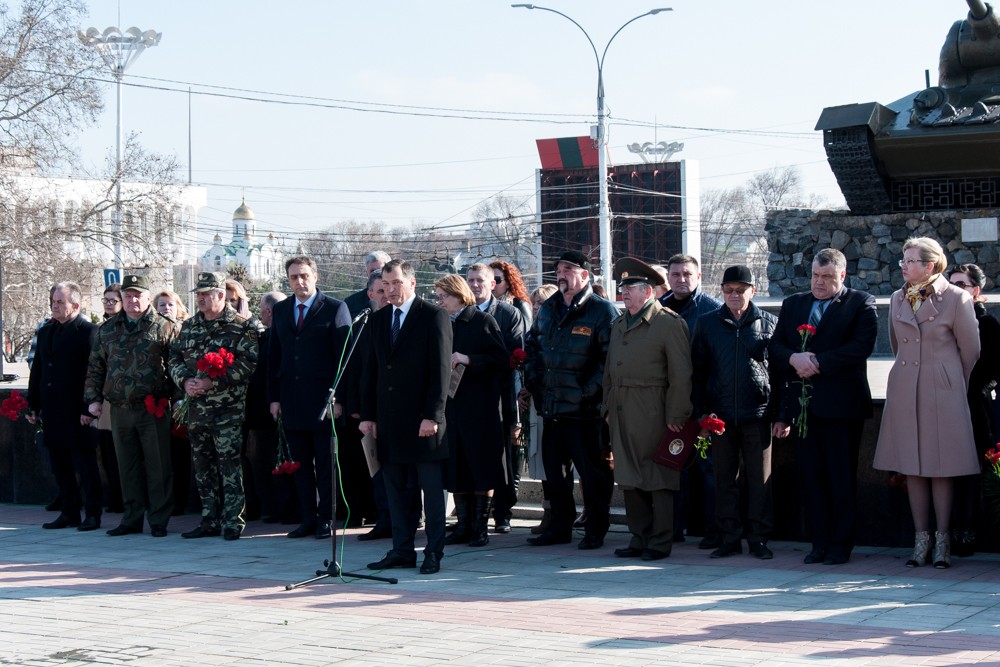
<box><xmin>188</xmin><ymin>418</ymin><xmax>245</xmax><ymax>531</ymax></box>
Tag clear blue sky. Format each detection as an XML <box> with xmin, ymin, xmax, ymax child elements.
<box><xmin>75</xmin><ymin>1</ymin><xmax>963</xmax><ymax>250</ymax></box>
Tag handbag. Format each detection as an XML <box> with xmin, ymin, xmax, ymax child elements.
<box><xmin>652</xmin><ymin>419</ymin><xmax>702</xmax><ymax>470</ymax></box>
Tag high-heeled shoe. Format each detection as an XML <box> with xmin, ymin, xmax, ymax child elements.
<box><xmin>906</xmin><ymin>530</ymin><xmax>931</xmax><ymax>567</ymax></box>
<box><xmin>933</xmin><ymin>531</ymin><xmax>951</xmax><ymax>569</ymax></box>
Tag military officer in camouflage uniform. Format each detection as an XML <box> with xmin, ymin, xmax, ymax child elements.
<box><xmin>86</xmin><ymin>274</ymin><xmax>179</xmax><ymax>538</ymax></box>
<box><xmin>169</xmin><ymin>272</ymin><xmax>259</xmax><ymax>541</ymax></box>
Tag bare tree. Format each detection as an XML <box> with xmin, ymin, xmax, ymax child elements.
<box><xmin>0</xmin><ymin>2</ymin><xmax>188</xmax><ymax>360</ymax></box>
<box><xmin>302</xmin><ymin>220</ymin><xmax>396</xmax><ymax>297</ymax></box>
<box><xmin>468</xmin><ymin>193</ymin><xmax>537</xmax><ymax>271</ymax></box>
<box><xmin>0</xmin><ymin>0</ymin><xmax>104</xmax><ymax>171</ymax></box>
<box><xmin>700</xmin><ymin>167</ymin><xmax>807</xmax><ymax>294</ymax></box>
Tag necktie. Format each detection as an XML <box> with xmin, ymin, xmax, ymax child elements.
<box><xmin>390</xmin><ymin>308</ymin><xmax>402</xmax><ymax>347</ymax></box>
<box><xmin>809</xmin><ymin>299</ymin><xmax>830</xmax><ymax>328</ymax></box>
<box><xmin>296</xmin><ymin>304</ymin><xmax>306</xmax><ymax>331</ymax></box>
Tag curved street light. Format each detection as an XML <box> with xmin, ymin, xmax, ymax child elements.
<box><xmin>512</xmin><ymin>5</ymin><xmax>671</xmax><ymax>293</ymax></box>
<box><xmin>78</xmin><ymin>26</ymin><xmax>162</xmax><ymax>270</ymax></box>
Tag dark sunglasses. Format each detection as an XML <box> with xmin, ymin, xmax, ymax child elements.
<box><xmin>950</xmin><ymin>280</ymin><xmax>973</xmax><ymax>289</ymax></box>
<box><xmin>494</xmin><ymin>276</ymin><xmax>504</xmax><ymax>284</ymax></box>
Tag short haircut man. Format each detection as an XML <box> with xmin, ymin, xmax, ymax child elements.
<box><xmin>361</xmin><ymin>259</ymin><xmax>452</xmax><ymax>574</ymax></box>
<box><xmin>267</xmin><ymin>256</ymin><xmax>351</xmax><ymax>539</ymax></box>
<box><xmin>30</xmin><ymin>281</ymin><xmax>101</xmax><ymax>531</ymax></box>
<box><xmin>769</xmin><ymin>248</ymin><xmax>877</xmax><ymax>565</ymax></box>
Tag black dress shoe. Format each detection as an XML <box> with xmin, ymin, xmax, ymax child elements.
<box><xmin>614</xmin><ymin>546</ymin><xmax>643</xmax><ymax>558</ymax></box>
<box><xmin>803</xmin><ymin>549</ymin><xmax>826</xmax><ymax>564</ymax></box>
<box><xmin>641</xmin><ymin>548</ymin><xmax>669</xmax><ymax>561</ymax></box>
<box><xmin>710</xmin><ymin>541</ymin><xmax>742</xmax><ymax>558</ymax></box>
<box><xmin>314</xmin><ymin>522</ymin><xmax>332</xmax><ymax>539</ymax></box>
<box><xmin>573</xmin><ymin>511</ymin><xmax>588</xmax><ymax>528</ymax></box>
<box><xmin>823</xmin><ymin>552</ymin><xmax>849</xmax><ymax>565</ymax></box>
<box><xmin>181</xmin><ymin>524</ymin><xmax>221</xmax><ymax>539</ymax></box>
<box><xmin>577</xmin><ymin>535</ymin><xmax>604</xmax><ymax>550</ymax></box>
<box><xmin>43</xmin><ymin>514</ymin><xmax>81</xmax><ymax>529</ymax></box>
<box><xmin>493</xmin><ymin>519</ymin><xmax>512</xmax><ymax>534</ymax></box>
<box><xmin>749</xmin><ymin>541</ymin><xmax>773</xmax><ymax>560</ymax></box>
<box><xmin>77</xmin><ymin>516</ymin><xmax>101</xmax><ymax>532</ymax></box>
<box><xmin>223</xmin><ymin>527</ymin><xmax>242</xmax><ymax>541</ymax></box>
<box><xmin>526</xmin><ymin>531</ymin><xmax>572</xmax><ymax>546</ymax></box>
<box><xmin>698</xmin><ymin>533</ymin><xmax>723</xmax><ymax>550</ymax></box>
<box><xmin>286</xmin><ymin>523</ymin><xmax>317</xmax><ymax>539</ymax></box>
<box><xmin>367</xmin><ymin>551</ymin><xmax>417</xmax><ymax>570</ymax></box>
<box><xmin>358</xmin><ymin>527</ymin><xmax>392</xmax><ymax>541</ymax></box>
<box><xmin>106</xmin><ymin>524</ymin><xmax>142</xmax><ymax>536</ymax></box>
<box><xmin>419</xmin><ymin>553</ymin><xmax>441</xmax><ymax>574</ymax></box>
<box><xmin>150</xmin><ymin>525</ymin><xmax>168</xmax><ymax>538</ymax></box>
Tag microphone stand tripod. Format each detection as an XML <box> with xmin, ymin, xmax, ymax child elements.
<box><xmin>286</xmin><ymin>309</ymin><xmax>397</xmax><ymax>589</ymax></box>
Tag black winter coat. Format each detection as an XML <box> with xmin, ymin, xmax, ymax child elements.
<box><xmin>524</xmin><ymin>284</ymin><xmax>618</xmax><ymax>420</ymax></box>
<box><xmin>691</xmin><ymin>302</ymin><xmax>776</xmax><ymax>426</ymax></box>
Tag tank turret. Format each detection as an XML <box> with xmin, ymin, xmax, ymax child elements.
<box><xmin>817</xmin><ymin>1</ymin><xmax>1000</xmax><ymax>214</ymax></box>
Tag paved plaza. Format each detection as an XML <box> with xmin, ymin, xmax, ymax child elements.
<box><xmin>3</xmin><ymin>504</ymin><xmax>1000</xmax><ymax>665</ymax></box>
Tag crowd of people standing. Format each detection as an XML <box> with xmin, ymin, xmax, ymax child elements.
<box><xmin>23</xmin><ymin>237</ymin><xmax>1000</xmax><ymax>573</ymax></box>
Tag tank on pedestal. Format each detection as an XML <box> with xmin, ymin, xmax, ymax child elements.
<box><xmin>817</xmin><ymin>0</ymin><xmax>1000</xmax><ymax>214</ymax></box>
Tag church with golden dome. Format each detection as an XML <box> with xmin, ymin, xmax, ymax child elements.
<box><xmin>200</xmin><ymin>199</ymin><xmax>285</xmax><ymax>281</ymax></box>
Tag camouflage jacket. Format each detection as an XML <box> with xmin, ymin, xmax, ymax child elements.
<box><xmin>85</xmin><ymin>307</ymin><xmax>179</xmax><ymax>407</ymax></box>
<box><xmin>168</xmin><ymin>305</ymin><xmax>259</xmax><ymax>424</ymax></box>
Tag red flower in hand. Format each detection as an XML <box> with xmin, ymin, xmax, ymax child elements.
<box><xmin>796</xmin><ymin>324</ymin><xmax>817</xmax><ymax>336</ymax></box>
<box><xmin>144</xmin><ymin>395</ymin><xmax>169</xmax><ymax>418</ymax></box>
<box><xmin>699</xmin><ymin>414</ymin><xmax>726</xmax><ymax>435</ymax></box>
<box><xmin>509</xmin><ymin>348</ymin><xmax>527</xmax><ymax>370</ymax></box>
<box><xmin>1</xmin><ymin>390</ymin><xmax>30</xmax><ymax>421</ymax></box>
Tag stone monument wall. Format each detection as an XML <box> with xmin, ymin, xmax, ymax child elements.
<box><xmin>765</xmin><ymin>208</ymin><xmax>1000</xmax><ymax>296</ymax></box>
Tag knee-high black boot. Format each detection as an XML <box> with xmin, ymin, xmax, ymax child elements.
<box><xmin>469</xmin><ymin>495</ymin><xmax>493</xmax><ymax>547</ymax></box>
<box><xmin>444</xmin><ymin>494</ymin><xmax>473</xmax><ymax>545</ymax></box>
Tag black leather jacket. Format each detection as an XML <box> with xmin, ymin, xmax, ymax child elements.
<box><xmin>691</xmin><ymin>301</ymin><xmax>776</xmax><ymax>426</ymax></box>
<box><xmin>524</xmin><ymin>284</ymin><xmax>619</xmax><ymax>419</ymax></box>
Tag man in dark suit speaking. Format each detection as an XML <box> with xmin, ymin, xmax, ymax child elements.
<box><xmin>268</xmin><ymin>255</ymin><xmax>351</xmax><ymax>539</ymax></box>
<box><xmin>769</xmin><ymin>248</ymin><xmax>877</xmax><ymax>566</ymax></box>
<box><xmin>360</xmin><ymin>259</ymin><xmax>452</xmax><ymax>575</ymax></box>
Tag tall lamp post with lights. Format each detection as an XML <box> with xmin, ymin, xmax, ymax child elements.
<box><xmin>78</xmin><ymin>26</ymin><xmax>161</xmax><ymax>271</ymax></box>
<box><xmin>512</xmin><ymin>4</ymin><xmax>670</xmax><ymax>294</ymax></box>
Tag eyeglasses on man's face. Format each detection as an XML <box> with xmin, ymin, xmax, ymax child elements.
<box><xmin>722</xmin><ymin>285</ymin><xmax>751</xmax><ymax>295</ymax></box>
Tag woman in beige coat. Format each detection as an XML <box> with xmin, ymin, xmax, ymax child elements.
<box><xmin>874</xmin><ymin>237</ymin><xmax>980</xmax><ymax>569</ymax></box>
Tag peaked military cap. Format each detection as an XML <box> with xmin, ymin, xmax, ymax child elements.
<box><xmin>192</xmin><ymin>271</ymin><xmax>226</xmax><ymax>292</ymax></box>
<box><xmin>122</xmin><ymin>274</ymin><xmax>150</xmax><ymax>292</ymax></box>
<box><xmin>613</xmin><ymin>257</ymin><xmax>664</xmax><ymax>287</ymax></box>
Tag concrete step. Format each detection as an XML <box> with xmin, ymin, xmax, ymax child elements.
<box><xmin>511</xmin><ymin>477</ymin><xmax>628</xmax><ymax>525</ymax></box>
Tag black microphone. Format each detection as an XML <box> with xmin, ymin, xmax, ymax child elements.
<box><xmin>351</xmin><ymin>307</ymin><xmax>372</xmax><ymax>326</ymax></box>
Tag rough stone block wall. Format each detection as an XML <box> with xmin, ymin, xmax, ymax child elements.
<box><xmin>765</xmin><ymin>208</ymin><xmax>1000</xmax><ymax>296</ymax></box>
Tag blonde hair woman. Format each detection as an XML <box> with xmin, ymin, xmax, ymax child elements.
<box><xmin>873</xmin><ymin>237</ymin><xmax>981</xmax><ymax>569</ymax></box>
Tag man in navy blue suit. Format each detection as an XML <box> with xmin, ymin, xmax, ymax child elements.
<box><xmin>770</xmin><ymin>248</ymin><xmax>877</xmax><ymax>565</ymax></box>
<box><xmin>267</xmin><ymin>255</ymin><xmax>351</xmax><ymax>539</ymax></box>
<box><xmin>361</xmin><ymin>259</ymin><xmax>452</xmax><ymax>575</ymax></box>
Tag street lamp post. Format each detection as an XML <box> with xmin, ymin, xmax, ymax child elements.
<box><xmin>512</xmin><ymin>4</ymin><xmax>670</xmax><ymax>294</ymax></box>
<box><xmin>78</xmin><ymin>26</ymin><xmax>162</xmax><ymax>271</ymax></box>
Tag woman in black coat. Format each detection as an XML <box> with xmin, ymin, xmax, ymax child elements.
<box><xmin>948</xmin><ymin>264</ymin><xmax>1000</xmax><ymax>555</ymax></box>
<box><xmin>434</xmin><ymin>274</ymin><xmax>508</xmax><ymax>547</ymax></box>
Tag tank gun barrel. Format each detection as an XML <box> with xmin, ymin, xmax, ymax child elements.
<box><xmin>968</xmin><ymin>0</ymin><xmax>989</xmax><ymax>21</ymax></box>
<box><xmin>966</xmin><ymin>0</ymin><xmax>1000</xmax><ymax>40</ymax></box>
